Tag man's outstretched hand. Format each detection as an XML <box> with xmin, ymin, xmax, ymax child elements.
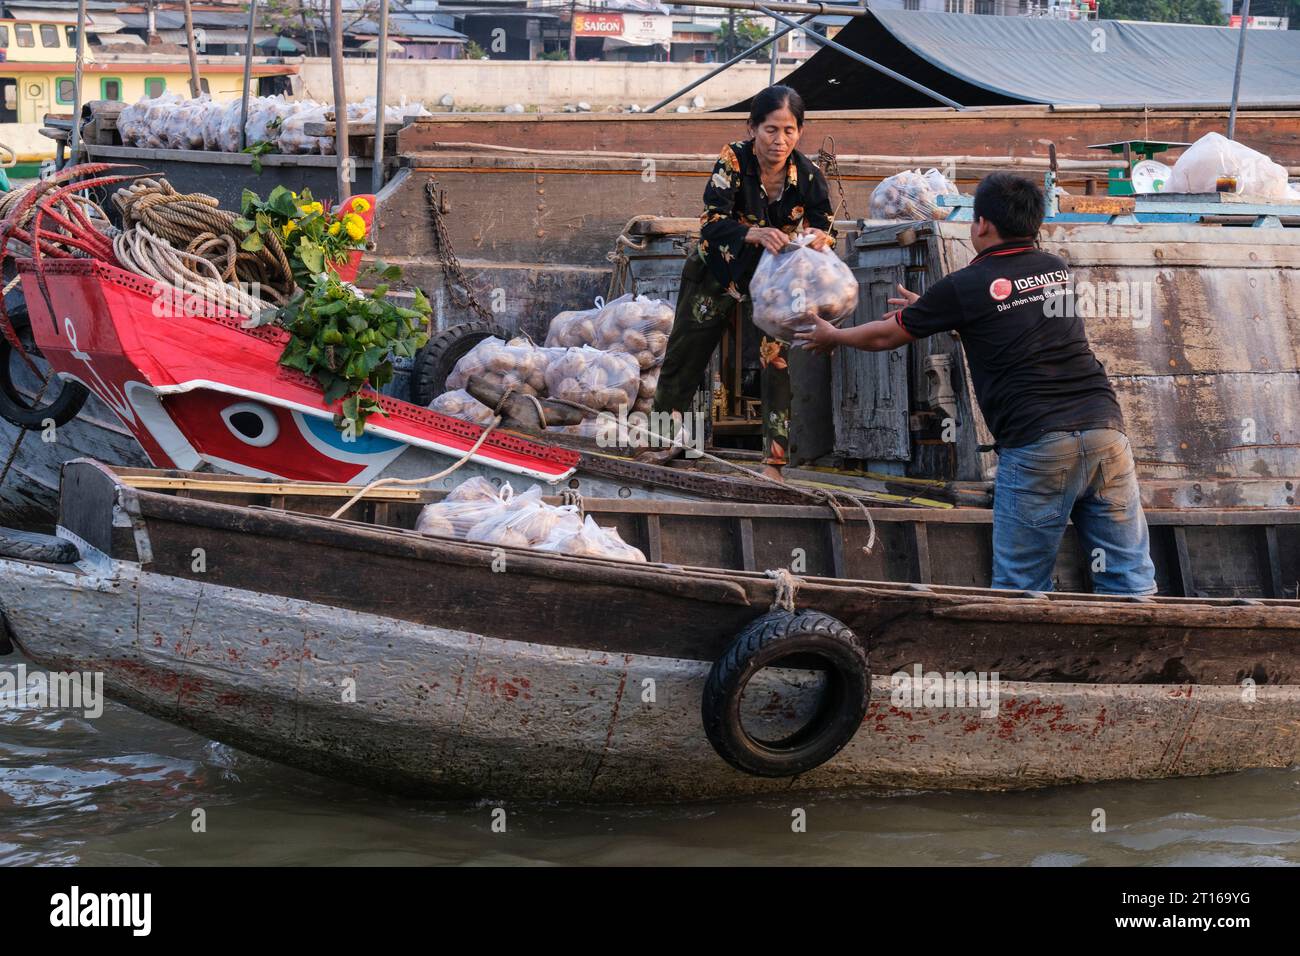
<box><xmin>795</xmin><ymin>316</ymin><xmax>840</xmax><ymax>355</ymax></box>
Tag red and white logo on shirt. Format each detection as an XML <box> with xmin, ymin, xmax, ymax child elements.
<box><xmin>989</xmin><ymin>278</ymin><xmax>1013</xmax><ymax>301</ymax></box>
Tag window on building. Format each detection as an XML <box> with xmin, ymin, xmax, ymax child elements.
<box><xmin>904</xmin><ymin>0</ymin><xmax>920</xmax><ymax>8</ymax></box>
<box><xmin>145</xmin><ymin>77</ymin><xmax>166</xmax><ymax>98</ymax></box>
<box><xmin>16</xmin><ymin>24</ymin><xmax>35</xmax><ymax>48</ymax></box>
<box><xmin>974</xmin><ymin>0</ymin><xmax>996</xmax><ymax>12</ymax></box>
<box><xmin>101</xmin><ymin>77</ymin><xmax>122</xmax><ymax>101</ymax></box>
<box><xmin>40</xmin><ymin>24</ymin><xmax>59</xmax><ymax>47</ymax></box>
<box><xmin>56</xmin><ymin>76</ymin><xmax>76</xmax><ymax>104</ymax></box>
<box><xmin>0</xmin><ymin>25</ymin><xmax>9</xmax><ymax>48</ymax></box>
<box><xmin>200</xmin><ymin>78</ymin><xmax>210</xmax><ymax>94</ymax></box>
<box><xmin>65</xmin><ymin>26</ymin><xmax>77</xmax><ymax>48</ymax></box>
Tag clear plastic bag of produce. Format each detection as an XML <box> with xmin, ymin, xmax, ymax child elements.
<box><xmin>543</xmin><ymin>346</ymin><xmax>640</xmax><ymax>414</ymax></box>
<box><xmin>445</xmin><ymin>336</ymin><xmax>556</xmax><ymax>397</ymax></box>
<box><xmin>537</xmin><ymin>515</ymin><xmax>647</xmax><ymax>563</ymax></box>
<box><xmin>244</xmin><ymin>96</ymin><xmax>285</xmax><ymax>149</ymax></box>
<box><xmin>429</xmin><ymin>388</ymin><xmax>495</xmax><ymax>426</ymax></box>
<box><xmin>633</xmin><ymin>365</ymin><xmax>660</xmax><ymax>412</ymax></box>
<box><xmin>466</xmin><ymin>498</ymin><xmax>583</xmax><ymax>549</ymax></box>
<box><xmin>545</xmin><ymin>294</ymin><xmax>673</xmax><ymax>372</ymax></box>
<box><xmin>1166</xmin><ymin>132</ymin><xmax>1292</xmax><ymax>201</ymax></box>
<box><xmin>415</xmin><ymin>479</ymin><xmax>517</xmax><ymax>539</ymax></box>
<box><xmin>213</xmin><ymin>99</ymin><xmax>245</xmax><ymax>152</ymax></box>
<box><xmin>869</xmin><ymin>168</ymin><xmax>959</xmax><ymax>221</ymax></box>
<box><xmin>160</xmin><ymin>96</ymin><xmax>214</xmax><ymax>150</ymax></box>
<box><xmin>278</xmin><ymin>101</ymin><xmax>330</xmax><ymax>155</ymax></box>
<box><xmin>749</xmin><ymin>234</ymin><xmax>859</xmax><ymax>343</ymax></box>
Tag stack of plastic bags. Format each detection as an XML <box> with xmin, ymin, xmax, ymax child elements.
<box><xmin>414</xmin><ymin>477</ymin><xmax>647</xmax><ymax>562</ymax></box>
<box><xmin>116</xmin><ymin>93</ymin><xmax>433</xmax><ymax>156</ymax></box>
<box><xmin>869</xmin><ymin>168</ymin><xmax>960</xmax><ymax>221</ymax></box>
<box><xmin>750</xmin><ymin>234</ymin><xmax>859</xmax><ymax>343</ymax></box>
<box><xmin>545</xmin><ymin>293</ymin><xmax>673</xmax><ymax>413</ymax></box>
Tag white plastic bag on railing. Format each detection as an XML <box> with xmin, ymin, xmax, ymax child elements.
<box><xmin>537</xmin><ymin>515</ymin><xmax>647</xmax><ymax>563</ymax></box>
<box><xmin>1166</xmin><ymin>132</ymin><xmax>1292</xmax><ymax>200</ymax></box>
<box><xmin>466</xmin><ymin>497</ymin><xmax>583</xmax><ymax>549</ymax></box>
<box><xmin>869</xmin><ymin>167</ymin><xmax>958</xmax><ymax>221</ymax></box>
<box><xmin>750</xmin><ymin>234</ymin><xmax>859</xmax><ymax>343</ymax></box>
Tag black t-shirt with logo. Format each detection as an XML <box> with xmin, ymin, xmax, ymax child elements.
<box><xmin>898</xmin><ymin>241</ymin><xmax>1124</xmax><ymax>448</ymax></box>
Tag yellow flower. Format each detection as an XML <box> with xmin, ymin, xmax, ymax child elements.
<box><xmin>350</xmin><ymin>197</ymin><xmax>372</xmax><ymax>213</ymax></box>
<box><xmin>299</xmin><ymin>201</ymin><xmax>323</xmax><ymax>216</ymax></box>
<box><xmin>342</xmin><ymin>212</ymin><xmax>366</xmax><ymax>241</ymax></box>
<box><xmin>328</xmin><ymin>221</ymin><xmax>342</xmax><ymax>236</ymax></box>
<box><xmin>281</xmin><ymin>220</ymin><xmax>297</xmax><ymax>238</ymax></box>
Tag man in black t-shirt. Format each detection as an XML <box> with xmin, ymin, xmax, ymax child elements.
<box><xmin>797</xmin><ymin>173</ymin><xmax>1156</xmax><ymax>596</ymax></box>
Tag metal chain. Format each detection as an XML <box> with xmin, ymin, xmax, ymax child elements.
<box><xmin>424</xmin><ymin>179</ymin><xmax>493</xmax><ymax>323</ymax></box>
<box><xmin>816</xmin><ymin>136</ymin><xmax>850</xmax><ymax>222</ymax></box>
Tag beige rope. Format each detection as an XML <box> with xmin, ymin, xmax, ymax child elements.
<box><xmin>112</xmin><ymin>179</ymin><xmax>294</xmax><ymax>302</ymax></box>
<box><xmin>765</xmin><ymin>567</ymin><xmax>799</xmax><ymax>612</ymax></box>
<box><xmin>113</xmin><ymin>225</ymin><xmax>273</xmax><ymax>317</ymax></box>
<box><xmin>328</xmin><ymin>415</ymin><xmax>503</xmax><ymax>520</ymax></box>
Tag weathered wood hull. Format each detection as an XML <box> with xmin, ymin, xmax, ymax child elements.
<box><xmin>5</xmin><ymin>558</ymin><xmax>1299</xmax><ymax>801</ymax></box>
<box><xmin>2</xmin><ymin>460</ymin><xmax>1298</xmax><ymax>801</ymax></box>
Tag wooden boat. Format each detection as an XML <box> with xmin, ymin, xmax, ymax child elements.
<box><xmin>1</xmin><ymin>458</ymin><xmax>1297</xmax><ymax>802</ymax></box>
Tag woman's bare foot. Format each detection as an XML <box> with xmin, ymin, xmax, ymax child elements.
<box><xmin>636</xmin><ymin>445</ymin><xmax>685</xmax><ymax>467</ymax></box>
<box><xmin>760</xmin><ymin>464</ymin><xmax>785</xmax><ymax>483</ymax></box>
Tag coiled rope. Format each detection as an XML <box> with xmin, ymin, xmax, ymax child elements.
<box><xmin>112</xmin><ymin>179</ymin><xmax>295</xmax><ymax>303</ymax></box>
<box><xmin>112</xmin><ymin>225</ymin><xmax>273</xmax><ymax>318</ymax></box>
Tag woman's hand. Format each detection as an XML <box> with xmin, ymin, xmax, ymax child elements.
<box><xmin>803</xmin><ymin>228</ymin><xmax>833</xmax><ymax>251</ymax></box>
<box><xmin>794</xmin><ymin>316</ymin><xmax>841</xmax><ymax>355</ymax></box>
<box><xmin>745</xmin><ymin>227</ymin><xmax>790</xmax><ymax>255</ymax></box>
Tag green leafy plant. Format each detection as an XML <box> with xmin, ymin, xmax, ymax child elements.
<box><xmin>241</xmin><ymin>141</ymin><xmax>277</xmax><ymax>174</ymax></box>
<box><xmin>274</xmin><ymin>263</ymin><xmax>431</xmax><ymax>433</ymax></box>
<box><xmin>233</xmin><ymin>186</ymin><xmax>370</xmax><ymax>290</ymax></box>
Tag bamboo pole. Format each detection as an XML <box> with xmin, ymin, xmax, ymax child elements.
<box><xmin>330</xmin><ymin>0</ymin><xmax>352</xmax><ymax>203</ymax></box>
<box><xmin>183</xmin><ymin>0</ymin><xmax>203</xmax><ymax>99</ymax></box>
<box><xmin>68</xmin><ymin>0</ymin><xmax>87</xmax><ymax>163</ymax></box>
<box><xmin>1227</xmin><ymin>0</ymin><xmax>1250</xmax><ymax>141</ymax></box>
<box><xmin>239</xmin><ymin>0</ymin><xmax>257</xmax><ymax>150</ymax></box>
<box><xmin>372</xmin><ymin>0</ymin><xmax>389</xmax><ymax>195</ymax></box>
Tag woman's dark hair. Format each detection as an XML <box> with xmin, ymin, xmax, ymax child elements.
<box><xmin>748</xmin><ymin>85</ymin><xmax>805</xmax><ymax>129</ymax></box>
<box><xmin>973</xmin><ymin>172</ymin><xmax>1045</xmax><ymax>239</ymax></box>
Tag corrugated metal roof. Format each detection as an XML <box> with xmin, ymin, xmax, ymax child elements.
<box><xmin>750</xmin><ymin>11</ymin><xmax>1300</xmax><ymax>111</ymax></box>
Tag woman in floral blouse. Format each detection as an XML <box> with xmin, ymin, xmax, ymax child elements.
<box><xmin>646</xmin><ymin>85</ymin><xmax>835</xmax><ymax>481</ymax></box>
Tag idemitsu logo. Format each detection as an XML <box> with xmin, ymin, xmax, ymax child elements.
<box><xmin>988</xmin><ymin>277</ymin><xmax>1012</xmax><ymax>301</ymax></box>
<box><xmin>49</xmin><ymin>887</ymin><xmax>151</xmax><ymax>936</ymax></box>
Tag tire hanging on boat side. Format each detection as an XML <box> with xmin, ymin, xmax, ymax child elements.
<box><xmin>702</xmin><ymin>609</ymin><xmax>870</xmax><ymax>778</ymax></box>
<box><xmin>0</xmin><ymin>287</ymin><xmax>90</xmax><ymax>430</ymax></box>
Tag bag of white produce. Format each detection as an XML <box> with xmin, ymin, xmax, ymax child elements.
<box><xmin>749</xmin><ymin>234</ymin><xmax>859</xmax><ymax>343</ymax></box>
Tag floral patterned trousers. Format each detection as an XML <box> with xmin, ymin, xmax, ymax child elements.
<box><xmin>651</xmin><ymin>253</ymin><xmax>792</xmax><ymax>466</ymax></box>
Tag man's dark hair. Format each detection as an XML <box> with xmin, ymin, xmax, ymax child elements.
<box><xmin>748</xmin><ymin>85</ymin><xmax>806</xmax><ymax>129</ymax></box>
<box><xmin>973</xmin><ymin>173</ymin><xmax>1044</xmax><ymax>239</ymax></box>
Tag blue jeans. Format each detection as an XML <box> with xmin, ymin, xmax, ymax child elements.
<box><xmin>992</xmin><ymin>429</ymin><xmax>1157</xmax><ymax>596</ymax></box>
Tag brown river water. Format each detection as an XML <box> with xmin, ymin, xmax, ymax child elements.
<box><xmin>2</xmin><ymin>652</ymin><xmax>1298</xmax><ymax>867</ymax></box>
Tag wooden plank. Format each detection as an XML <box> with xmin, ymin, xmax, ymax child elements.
<box><xmin>911</xmin><ymin>521</ymin><xmax>932</xmax><ymax>584</ymax></box>
<box><xmin>1172</xmin><ymin>526</ymin><xmax>1196</xmax><ymax>597</ymax></box>
<box><xmin>119</xmin><ymin>475</ymin><xmax>427</xmax><ymax>500</ymax></box>
<box><xmin>826</xmin><ymin>520</ymin><xmax>846</xmax><ymax>578</ymax></box>
<box><xmin>643</xmin><ymin>513</ymin><xmax>663</xmax><ymax>564</ymax></box>
<box><xmin>1057</xmin><ymin>195</ymin><xmax>1136</xmax><ymax>215</ymax></box>
<box><xmin>1258</xmin><ymin>525</ymin><xmax>1285</xmax><ymax>600</ymax></box>
<box><xmin>737</xmin><ymin>517</ymin><xmax>756</xmax><ymax>572</ymax></box>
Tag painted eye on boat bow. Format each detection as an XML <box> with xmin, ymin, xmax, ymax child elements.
<box><xmin>220</xmin><ymin>402</ymin><xmax>280</xmax><ymax>448</ymax></box>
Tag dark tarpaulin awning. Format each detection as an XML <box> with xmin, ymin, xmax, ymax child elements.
<box><xmin>729</xmin><ymin>11</ymin><xmax>1300</xmax><ymax>112</ymax></box>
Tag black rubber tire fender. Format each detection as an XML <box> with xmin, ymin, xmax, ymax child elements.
<box><xmin>0</xmin><ymin>291</ymin><xmax>91</xmax><ymax>430</ymax></box>
<box><xmin>0</xmin><ymin>527</ymin><xmax>80</xmax><ymax>564</ymax></box>
<box><xmin>410</xmin><ymin>318</ymin><xmax>510</xmax><ymax>407</ymax></box>
<box><xmin>702</xmin><ymin>609</ymin><xmax>870</xmax><ymax>778</ymax></box>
